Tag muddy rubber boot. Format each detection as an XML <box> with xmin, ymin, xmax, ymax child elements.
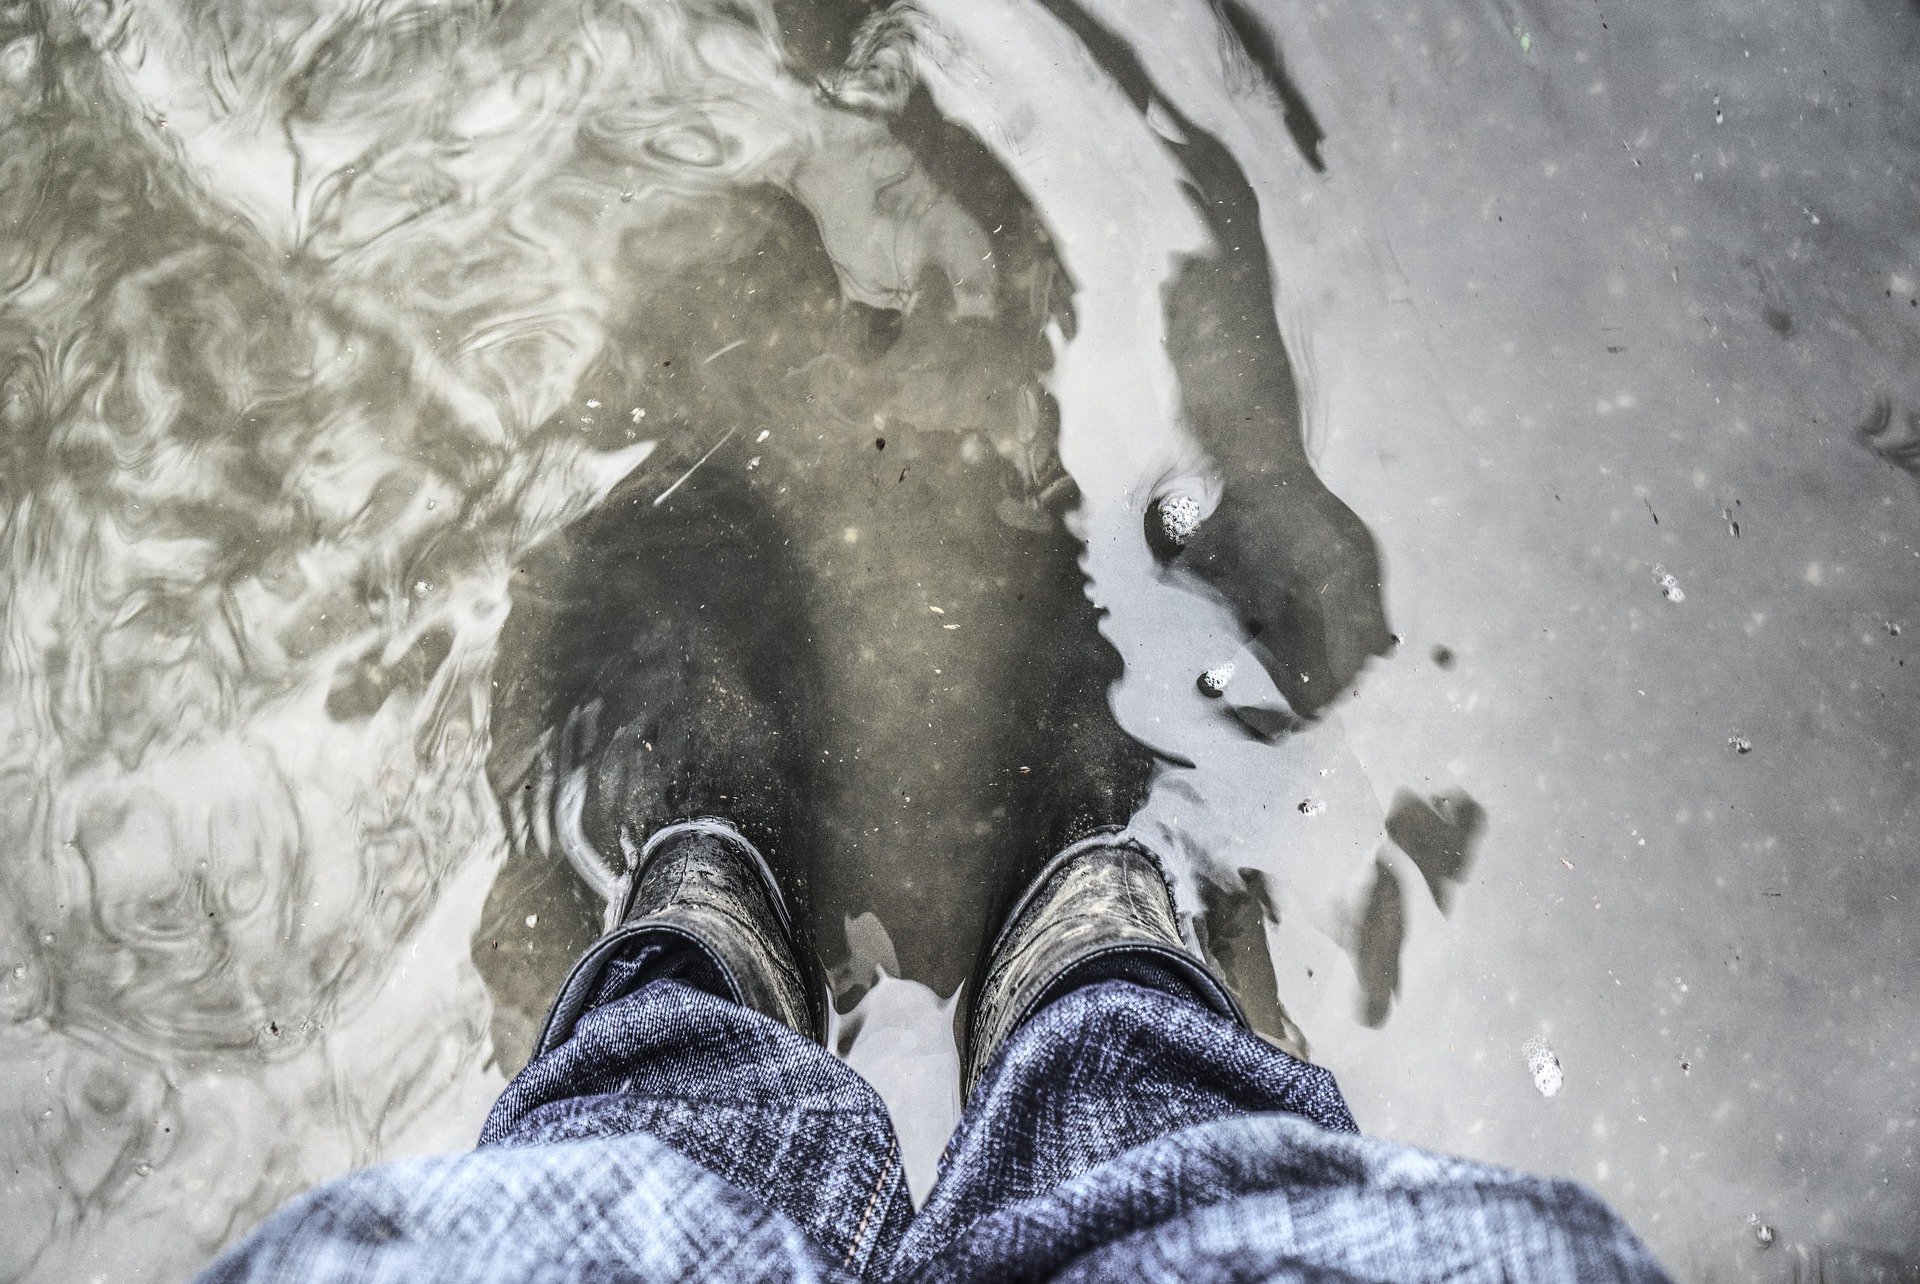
<box><xmin>531</xmin><ymin>819</ymin><xmax>825</xmax><ymax>1055</ymax></box>
<box><xmin>962</xmin><ymin>832</ymin><xmax>1250</xmax><ymax>1097</ymax></box>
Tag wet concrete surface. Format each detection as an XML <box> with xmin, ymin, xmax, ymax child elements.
<box><xmin>2</xmin><ymin>0</ymin><xmax>1918</xmax><ymax>1278</ymax></box>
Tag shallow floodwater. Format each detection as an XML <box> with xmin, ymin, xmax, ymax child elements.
<box><xmin>2</xmin><ymin>0</ymin><xmax>1917</xmax><ymax>1278</ymax></box>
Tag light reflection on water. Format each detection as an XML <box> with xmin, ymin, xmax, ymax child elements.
<box><xmin>4</xmin><ymin>0</ymin><xmax>1919</xmax><ymax>1277</ymax></box>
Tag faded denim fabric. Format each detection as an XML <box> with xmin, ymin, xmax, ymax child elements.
<box><xmin>202</xmin><ymin>977</ymin><xmax>1669</xmax><ymax>1282</ymax></box>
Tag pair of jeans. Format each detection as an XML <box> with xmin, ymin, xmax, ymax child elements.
<box><xmin>203</xmin><ymin>970</ymin><xmax>1668</xmax><ymax>1281</ymax></box>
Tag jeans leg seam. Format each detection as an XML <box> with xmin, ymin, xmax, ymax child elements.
<box><xmin>842</xmin><ymin>1146</ymin><xmax>899</xmax><ymax>1272</ymax></box>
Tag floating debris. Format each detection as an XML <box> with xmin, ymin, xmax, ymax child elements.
<box><xmin>1197</xmin><ymin>663</ymin><xmax>1235</xmax><ymax>697</ymax></box>
<box><xmin>1728</xmin><ymin>734</ymin><xmax>1752</xmax><ymax>755</ymax></box>
<box><xmin>1297</xmin><ymin>797</ymin><xmax>1324</xmax><ymax>816</ymax></box>
<box><xmin>1746</xmin><ymin>1214</ymin><xmax>1775</xmax><ymax>1249</ymax></box>
<box><xmin>1523</xmin><ymin>1035</ymin><xmax>1564</xmax><ymax>1097</ymax></box>
<box><xmin>653</xmin><ymin>427</ymin><xmax>736</xmax><ymax>507</ymax></box>
<box><xmin>1653</xmin><ymin>565</ymin><xmax>1685</xmax><ymax>602</ymax></box>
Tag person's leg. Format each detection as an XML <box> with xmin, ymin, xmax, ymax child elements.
<box><xmin>477</xmin><ymin>976</ymin><xmax>914</xmax><ymax>1274</ymax></box>
<box><xmin>202</xmin><ymin>824</ymin><xmax>913</xmax><ymax>1283</ymax></box>
<box><xmin>893</xmin><ymin>835</ymin><xmax>1668</xmax><ymax>1282</ymax></box>
<box><xmin>908</xmin><ymin>975</ymin><xmax>1352</xmax><ymax>1241</ymax></box>
<box><xmin>201</xmin><ymin>987</ymin><xmax>904</xmax><ymax>1283</ymax></box>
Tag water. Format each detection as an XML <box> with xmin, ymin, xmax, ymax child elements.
<box><xmin>3</xmin><ymin>0</ymin><xmax>1918</xmax><ymax>1278</ymax></box>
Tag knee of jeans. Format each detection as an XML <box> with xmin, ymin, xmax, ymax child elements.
<box><xmin>1016</xmin><ymin>977</ymin><xmax>1173</xmax><ymax>1052</ymax></box>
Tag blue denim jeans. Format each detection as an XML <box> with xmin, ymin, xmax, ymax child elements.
<box><xmin>203</xmin><ymin>972</ymin><xmax>1669</xmax><ymax>1281</ymax></box>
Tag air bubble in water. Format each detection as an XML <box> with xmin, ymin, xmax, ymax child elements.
<box><xmin>1197</xmin><ymin>663</ymin><xmax>1234</xmax><ymax>697</ymax></box>
<box><xmin>1523</xmin><ymin>1035</ymin><xmax>1563</xmax><ymax>1097</ymax></box>
<box><xmin>1150</xmin><ymin>492</ymin><xmax>1204</xmax><ymax>553</ymax></box>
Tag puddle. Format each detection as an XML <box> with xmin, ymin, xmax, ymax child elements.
<box><xmin>3</xmin><ymin>0</ymin><xmax>1918</xmax><ymax>1278</ymax></box>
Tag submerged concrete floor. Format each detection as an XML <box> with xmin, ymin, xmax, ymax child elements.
<box><xmin>2</xmin><ymin>0</ymin><xmax>1917</xmax><ymax>1279</ymax></box>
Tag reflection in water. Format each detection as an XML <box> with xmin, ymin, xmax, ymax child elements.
<box><xmin>472</xmin><ymin>69</ymin><xmax>1164</xmax><ymax>1050</ymax></box>
<box><xmin>993</xmin><ymin>0</ymin><xmax>1400</xmax><ymax>1057</ymax></box>
<box><xmin>19</xmin><ymin>0</ymin><xmax>1907</xmax><ymax>1275</ymax></box>
<box><xmin>1034</xmin><ymin>0</ymin><xmax>1392</xmax><ymax>714</ymax></box>
<box><xmin>472</xmin><ymin>0</ymin><xmax>1401</xmax><ymax>1065</ymax></box>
